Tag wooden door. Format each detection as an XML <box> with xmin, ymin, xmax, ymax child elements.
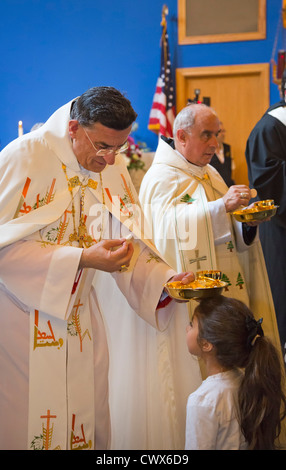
<box><xmin>176</xmin><ymin>63</ymin><xmax>269</xmax><ymax>184</ymax></box>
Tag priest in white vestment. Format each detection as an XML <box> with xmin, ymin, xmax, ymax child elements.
<box><xmin>140</xmin><ymin>104</ymin><xmax>284</xmax><ymax>447</ymax></box>
<box><xmin>0</xmin><ymin>87</ymin><xmax>201</xmax><ymax>450</ymax></box>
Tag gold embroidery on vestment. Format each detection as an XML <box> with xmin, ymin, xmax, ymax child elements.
<box><xmin>67</xmin><ymin>175</ymin><xmax>98</xmax><ymax>191</ymax></box>
<box><xmin>61</xmin><ymin>164</ymin><xmax>103</xmax><ymax>248</ymax></box>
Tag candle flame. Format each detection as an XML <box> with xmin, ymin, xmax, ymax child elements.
<box><xmin>18</xmin><ymin>120</ymin><xmax>23</xmax><ymax>136</ymax></box>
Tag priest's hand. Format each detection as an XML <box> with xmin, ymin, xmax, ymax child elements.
<box><xmin>164</xmin><ymin>271</ymin><xmax>196</xmax><ymax>303</ymax></box>
<box><xmin>244</xmin><ymin>202</ymin><xmax>271</xmax><ymax>227</ymax></box>
<box><xmin>169</xmin><ymin>271</ymin><xmax>195</xmax><ymax>285</ymax></box>
<box><xmin>79</xmin><ymin>238</ymin><xmax>134</xmax><ymax>272</ymax></box>
<box><xmin>223</xmin><ymin>185</ymin><xmax>251</xmax><ymax>213</ymax></box>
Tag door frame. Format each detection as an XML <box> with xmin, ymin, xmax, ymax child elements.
<box><xmin>176</xmin><ymin>63</ymin><xmax>269</xmax><ymax>111</ymax></box>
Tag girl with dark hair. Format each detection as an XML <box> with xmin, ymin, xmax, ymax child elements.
<box><xmin>185</xmin><ymin>295</ymin><xmax>286</xmax><ymax>450</ymax></box>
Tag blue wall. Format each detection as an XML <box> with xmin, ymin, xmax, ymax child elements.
<box><xmin>0</xmin><ymin>0</ymin><xmax>283</xmax><ymax>151</ymax></box>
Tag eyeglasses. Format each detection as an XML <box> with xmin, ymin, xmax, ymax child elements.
<box><xmin>82</xmin><ymin>127</ymin><xmax>129</xmax><ymax>157</ymax></box>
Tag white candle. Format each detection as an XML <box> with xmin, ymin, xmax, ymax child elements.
<box><xmin>18</xmin><ymin>120</ymin><xmax>23</xmax><ymax>137</ymax></box>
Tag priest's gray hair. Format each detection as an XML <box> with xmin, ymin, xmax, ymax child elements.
<box><xmin>173</xmin><ymin>103</ymin><xmax>217</xmax><ymax>136</ymax></box>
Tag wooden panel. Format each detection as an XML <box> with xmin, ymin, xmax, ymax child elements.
<box><xmin>178</xmin><ymin>0</ymin><xmax>266</xmax><ymax>45</ymax></box>
<box><xmin>176</xmin><ymin>63</ymin><xmax>269</xmax><ymax>184</ymax></box>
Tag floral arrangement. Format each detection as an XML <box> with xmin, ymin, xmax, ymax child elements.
<box><xmin>122</xmin><ymin>123</ymin><xmax>149</xmax><ymax>171</ymax></box>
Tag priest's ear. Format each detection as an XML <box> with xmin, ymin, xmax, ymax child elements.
<box><xmin>69</xmin><ymin>120</ymin><xmax>80</xmax><ymax>139</ymax></box>
<box><xmin>176</xmin><ymin>129</ymin><xmax>188</xmax><ymax>145</ymax></box>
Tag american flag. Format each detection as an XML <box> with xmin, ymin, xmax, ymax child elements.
<box><xmin>148</xmin><ymin>20</ymin><xmax>176</xmax><ymax>138</ymax></box>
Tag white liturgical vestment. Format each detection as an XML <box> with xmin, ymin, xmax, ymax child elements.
<box><xmin>139</xmin><ymin>138</ymin><xmax>283</xmax><ymax>447</ymax></box>
<box><xmin>0</xmin><ymin>101</ymin><xmax>188</xmax><ymax>450</ymax></box>
<box><xmin>140</xmin><ymin>137</ymin><xmax>281</xmax><ymax>344</ymax></box>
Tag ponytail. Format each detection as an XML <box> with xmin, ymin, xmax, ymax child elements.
<box><xmin>194</xmin><ymin>296</ymin><xmax>286</xmax><ymax>450</ymax></box>
<box><xmin>239</xmin><ymin>335</ymin><xmax>286</xmax><ymax>450</ymax></box>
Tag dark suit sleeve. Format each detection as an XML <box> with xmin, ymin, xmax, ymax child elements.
<box><xmin>242</xmin><ymin>224</ymin><xmax>257</xmax><ymax>245</ymax></box>
<box><xmin>245</xmin><ymin>114</ymin><xmax>286</xmax><ymax>229</ymax></box>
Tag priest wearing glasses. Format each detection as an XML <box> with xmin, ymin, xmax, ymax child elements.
<box><xmin>0</xmin><ymin>87</ymin><xmax>201</xmax><ymax>450</ymax></box>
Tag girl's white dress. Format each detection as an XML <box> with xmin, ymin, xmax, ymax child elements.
<box><xmin>185</xmin><ymin>369</ymin><xmax>248</xmax><ymax>450</ymax></box>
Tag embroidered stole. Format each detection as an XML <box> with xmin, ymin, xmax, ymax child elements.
<box><xmin>28</xmin><ymin>270</ymin><xmax>95</xmax><ymax>450</ymax></box>
<box><xmin>27</xmin><ymin>169</ymin><xmax>102</xmax><ymax>450</ymax></box>
<box><xmin>25</xmin><ymin>160</ymin><xmax>163</xmax><ymax>450</ymax></box>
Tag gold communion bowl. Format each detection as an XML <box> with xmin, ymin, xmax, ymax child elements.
<box><xmin>164</xmin><ymin>271</ymin><xmax>226</xmax><ymax>300</ymax></box>
<box><xmin>233</xmin><ymin>200</ymin><xmax>278</xmax><ymax>222</ymax></box>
